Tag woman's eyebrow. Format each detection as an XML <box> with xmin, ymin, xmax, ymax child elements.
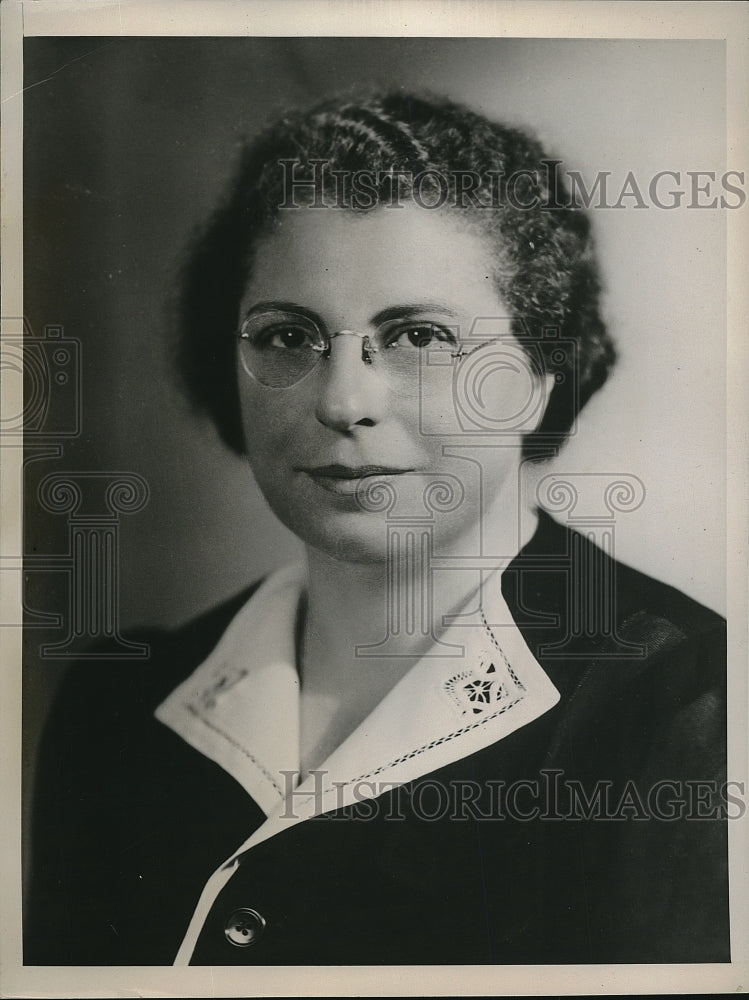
<box><xmin>243</xmin><ymin>300</ymin><xmax>320</xmax><ymax>321</ymax></box>
<box><xmin>243</xmin><ymin>301</ymin><xmax>460</xmax><ymax>324</ymax></box>
<box><xmin>371</xmin><ymin>304</ymin><xmax>460</xmax><ymax>324</ymax></box>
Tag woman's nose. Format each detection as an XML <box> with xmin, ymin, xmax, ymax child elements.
<box><xmin>313</xmin><ymin>332</ymin><xmax>388</xmax><ymax>431</ymax></box>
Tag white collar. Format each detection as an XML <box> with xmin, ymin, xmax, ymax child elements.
<box><xmin>158</xmin><ymin>565</ymin><xmax>560</xmax><ymax>965</ymax></box>
<box><xmin>155</xmin><ymin>562</ymin><xmax>559</xmax><ymax>823</ymax></box>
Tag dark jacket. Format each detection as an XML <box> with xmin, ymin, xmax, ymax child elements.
<box><xmin>25</xmin><ymin>512</ymin><xmax>729</xmax><ymax>965</ymax></box>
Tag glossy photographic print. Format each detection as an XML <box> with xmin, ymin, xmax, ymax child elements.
<box><xmin>2</xmin><ymin>2</ymin><xmax>747</xmax><ymax>997</ymax></box>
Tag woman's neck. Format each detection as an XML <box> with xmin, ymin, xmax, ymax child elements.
<box><xmin>296</xmin><ymin>488</ymin><xmax>539</xmax><ymax>776</ymax></box>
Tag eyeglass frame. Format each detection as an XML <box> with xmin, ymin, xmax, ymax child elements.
<box><xmin>234</xmin><ymin>312</ymin><xmax>511</xmax><ymax>389</ymax></box>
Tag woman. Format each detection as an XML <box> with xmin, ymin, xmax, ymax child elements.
<box><xmin>27</xmin><ymin>92</ymin><xmax>729</xmax><ymax>965</ymax></box>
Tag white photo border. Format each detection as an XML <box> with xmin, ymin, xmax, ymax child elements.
<box><xmin>2</xmin><ymin>1</ymin><xmax>747</xmax><ymax>996</ymax></box>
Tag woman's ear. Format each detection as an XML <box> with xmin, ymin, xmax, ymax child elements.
<box><xmin>514</xmin><ymin>370</ymin><xmax>557</xmax><ymax>435</ymax></box>
<box><xmin>538</xmin><ymin>372</ymin><xmax>556</xmax><ymax>430</ymax></box>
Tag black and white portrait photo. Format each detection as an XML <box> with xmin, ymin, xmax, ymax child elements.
<box><xmin>2</xmin><ymin>2</ymin><xmax>747</xmax><ymax>997</ymax></box>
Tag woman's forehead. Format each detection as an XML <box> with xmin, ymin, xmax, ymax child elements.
<box><xmin>242</xmin><ymin>205</ymin><xmax>507</xmax><ymax>323</ymax></box>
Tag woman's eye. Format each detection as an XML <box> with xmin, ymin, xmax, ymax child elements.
<box><xmin>390</xmin><ymin>323</ymin><xmax>456</xmax><ymax>349</ymax></box>
<box><xmin>264</xmin><ymin>325</ymin><xmax>312</xmax><ymax>350</ymax></box>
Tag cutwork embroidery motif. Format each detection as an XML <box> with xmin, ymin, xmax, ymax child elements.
<box><xmin>443</xmin><ymin>613</ymin><xmax>525</xmax><ymax>717</ymax></box>
<box><xmin>192</xmin><ymin>662</ymin><xmax>249</xmax><ymax>710</ymax></box>
<box><xmin>444</xmin><ymin>659</ymin><xmax>511</xmax><ymax>716</ymax></box>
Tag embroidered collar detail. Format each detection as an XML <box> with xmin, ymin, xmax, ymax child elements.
<box><xmin>155</xmin><ymin>562</ymin><xmax>559</xmax><ymax>822</ymax></box>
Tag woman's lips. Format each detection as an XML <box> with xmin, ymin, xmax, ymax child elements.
<box><xmin>300</xmin><ymin>465</ymin><xmax>413</xmax><ymax>496</ymax></box>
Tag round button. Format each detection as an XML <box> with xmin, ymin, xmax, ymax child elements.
<box><xmin>224</xmin><ymin>907</ymin><xmax>266</xmax><ymax>947</ymax></box>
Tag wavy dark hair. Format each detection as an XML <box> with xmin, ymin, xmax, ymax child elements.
<box><xmin>178</xmin><ymin>91</ymin><xmax>615</xmax><ymax>459</ymax></box>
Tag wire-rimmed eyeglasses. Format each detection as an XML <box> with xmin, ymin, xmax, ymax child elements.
<box><xmin>236</xmin><ymin>308</ymin><xmax>475</xmax><ymax>389</ymax></box>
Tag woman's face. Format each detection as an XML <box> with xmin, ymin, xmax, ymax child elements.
<box><xmin>237</xmin><ymin>204</ymin><xmax>550</xmax><ymax>562</ymax></box>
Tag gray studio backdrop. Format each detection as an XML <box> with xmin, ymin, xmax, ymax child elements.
<box><xmin>23</xmin><ymin>36</ymin><xmax>726</xmax><ymax>828</ymax></box>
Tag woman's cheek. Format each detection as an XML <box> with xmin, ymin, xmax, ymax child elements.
<box><xmin>239</xmin><ymin>389</ymin><xmax>304</xmax><ymax>459</ymax></box>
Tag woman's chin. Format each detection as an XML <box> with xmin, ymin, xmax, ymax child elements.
<box><xmin>292</xmin><ymin>517</ymin><xmax>393</xmax><ymax>565</ymax></box>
